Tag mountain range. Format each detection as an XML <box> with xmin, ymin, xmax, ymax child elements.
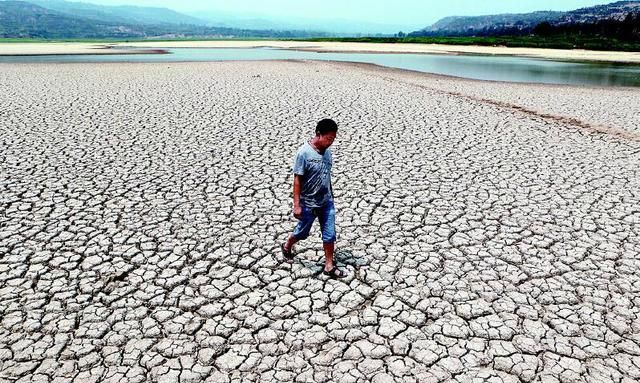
<box><xmin>186</xmin><ymin>10</ymin><xmax>413</xmax><ymax>35</ymax></box>
<box><xmin>0</xmin><ymin>0</ymin><xmax>402</xmax><ymax>37</ymax></box>
<box><xmin>0</xmin><ymin>0</ymin><xmax>330</xmax><ymax>38</ymax></box>
<box><xmin>27</xmin><ymin>0</ymin><xmax>205</xmax><ymax>26</ymax></box>
<box><xmin>1</xmin><ymin>0</ymin><xmax>639</xmax><ymax>39</ymax></box>
<box><xmin>0</xmin><ymin>1</ymin><xmax>131</xmax><ymax>38</ymax></box>
<box><xmin>410</xmin><ymin>1</ymin><xmax>640</xmax><ymax>36</ymax></box>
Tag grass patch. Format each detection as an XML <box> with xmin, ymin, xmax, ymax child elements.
<box><xmin>292</xmin><ymin>36</ymin><xmax>640</xmax><ymax>52</ymax></box>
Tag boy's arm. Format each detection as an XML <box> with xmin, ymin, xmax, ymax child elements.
<box><xmin>330</xmin><ymin>178</ymin><xmax>334</xmax><ymax>200</ymax></box>
<box><xmin>293</xmin><ymin>175</ymin><xmax>302</xmax><ymax>219</ymax></box>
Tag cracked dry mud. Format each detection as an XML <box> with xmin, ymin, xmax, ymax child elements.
<box><xmin>1</xmin><ymin>60</ymin><xmax>639</xmax><ymax>383</ymax></box>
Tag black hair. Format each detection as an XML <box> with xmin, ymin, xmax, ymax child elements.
<box><xmin>316</xmin><ymin>119</ymin><xmax>338</xmax><ymax>136</ymax></box>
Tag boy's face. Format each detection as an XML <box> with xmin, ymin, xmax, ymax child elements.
<box><xmin>316</xmin><ymin>131</ymin><xmax>337</xmax><ymax>150</ymax></box>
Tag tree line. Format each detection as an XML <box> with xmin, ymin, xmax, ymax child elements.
<box><xmin>534</xmin><ymin>12</ymin><xmax>640</xmax><ymax>41</ymax></box>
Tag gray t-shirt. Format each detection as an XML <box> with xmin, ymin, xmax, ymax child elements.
<box><xmin>292</xmin><ymin>142</ymin><xmax>333</xmax><ymax>208</ymax></box>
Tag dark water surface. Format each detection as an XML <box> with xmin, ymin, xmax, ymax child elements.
<box><xmin>3</xmin><ymin>47</ymin><xmax>640</xmax><ymax>87</ymax></box>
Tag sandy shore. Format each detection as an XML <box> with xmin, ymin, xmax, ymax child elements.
<box><xmin>2</xmin><ymin>40</ymin><xmax>640</xmax><ymax>63</ymax></box>
<box><xmin>1</xmin><ymin>60</ymin><xmax>639</xmax><ymax>382</ymax></box>
<box><xmin>0</xmin><ymin>42</ymin><xmax>164</xmax><ymax>56</ymax></box>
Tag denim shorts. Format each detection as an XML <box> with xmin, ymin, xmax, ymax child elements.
<box><xmin>292</xmin><ymin>199</ymin><xmax>336</xmax><ymax>243</ymax></box>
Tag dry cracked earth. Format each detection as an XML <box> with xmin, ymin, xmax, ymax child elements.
<box><xmin>1</xmin><ymin>60</ymin><xmax>639</xmax><ymax>383</ymax></box>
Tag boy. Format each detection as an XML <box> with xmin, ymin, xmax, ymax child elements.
<box><xmin>281</xmin><ymin>119</ymin><xmax>347</xmax><ymax>278</ymax></box>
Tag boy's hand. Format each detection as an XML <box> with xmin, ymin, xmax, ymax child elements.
<box><xmin>293</xmin><ymin>205</ymin><xmax>302</xmax><ymax>219</ymax></box>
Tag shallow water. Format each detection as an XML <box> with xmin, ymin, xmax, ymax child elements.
<box><xmin>3</xmin><ymin>47</ymin><xmax>640</xmax><ymax>87</ymax></box>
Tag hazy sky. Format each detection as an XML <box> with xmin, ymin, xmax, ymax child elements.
<box><xmin>88</xmin><ymin>0</ymin><xmax>611</xmax><ymax>28</ymax></box>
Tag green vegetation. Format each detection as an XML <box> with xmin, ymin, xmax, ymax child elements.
<box><xmin>294</xmin><ymin>35</ymin><xmax>640</xmax><ymax>52</ymax></box>
<box><xmin>533</xmin><ymin>13</ymin><xmax>640</xmax><ymax>44</ymax></box>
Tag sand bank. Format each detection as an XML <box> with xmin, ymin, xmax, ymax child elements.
<box><xmin>0</xmin><ymin>42</ymin><xmax>164</xmax><ymax>56</ymax></box>
<box><xmin>120</xmin><ymin>40</ymin><xmax>640</xmax><ymax>63</ymax></box>
<box><xmin>2</xmin><ymin>40</ymin><xmax>640</xmax><ymax>63</ymax></box>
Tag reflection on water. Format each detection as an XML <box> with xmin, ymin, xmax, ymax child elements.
<box><xmin>2</xmin><ymin>47</ymin><xmax>640</xmax><ymax>87</ymax></box>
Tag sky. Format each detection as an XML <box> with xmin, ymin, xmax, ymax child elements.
<box><xmin>84</xmin><ymin>0</ymin><xmax>612</xmax><ymax>31</ymax></box>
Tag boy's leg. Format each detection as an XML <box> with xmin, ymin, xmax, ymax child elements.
<box><xmin>318</xmin><ymin>200</ymin><xmax>346</xmax><ymax>276</ymax></box>
<box><xmin>284</xmin><ymin>205</ymin><xmax>314</xmax><ymax>253</ymax></box>
<box><xmin>284</xmin><ymin>234</ymin><xmax>298</xmax><ymax>252</ymax></box>
<box><xmin>323</xmin><ymin>241</ymin><xmax>336</xmax><ymax>271</ymax></box>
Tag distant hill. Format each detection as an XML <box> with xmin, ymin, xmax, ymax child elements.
<box><xmin>561</xmin><ymin>0</ymin><xmax>640</xmax><ymax>23</ymax></box>
<box><xmin>190</xmin><ymin>10</ymin><xmax>416</xmax><ymax>35</ymax></box>
<box><xmin>424</xmin><ymin>11</ymin><xmax>564</xmax><ymax>36</ymax></box>
<box><xmin>28</xmin><ymin>0</ymin><xmax>206</xmax><ymax>26</ymax></box>
<box><xmin>0</xmin><ymin>1</ymin><xmax>331</xmax><ymax>38</ymax></box>
<box><xmin>0</xmin><ymin>0</ymin><xmax>398</xmax><ymax>38</ymax></box>
<box><xmin>410</xmin><ymin>1</ymin><xmax>640</xmax><ymax>36</ymax></box>
<box><xmin>0</xmin><ymin>1</ymin><xmax>139</xmax><ymax>38</ymax></box>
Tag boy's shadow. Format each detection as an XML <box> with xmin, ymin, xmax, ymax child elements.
<box><xmin>299</xmin><ymin>248</ymin><xmax>370</xmax><ymax>275</ymax></box>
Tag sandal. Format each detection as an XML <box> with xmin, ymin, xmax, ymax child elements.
<box><xmin>281</xmin><ymin>243</ymin><xmax>294</xmax><ymax>263</ymax></box>
<box><xmin>323</xmin><ymin>265</ymin><xmax>348</xmax><ymax>279</ymax></box>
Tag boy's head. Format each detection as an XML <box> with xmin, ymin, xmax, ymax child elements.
<box><xmin>316</xmin><ymin>119</ymin><xmax>338</xmax><ymax>136</ymax></box>
<box><xmin>315</xmin><ymin>119</ymin><xmax>338</xmax><ymax>150</ymax></box>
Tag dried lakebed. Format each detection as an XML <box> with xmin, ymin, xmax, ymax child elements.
<box><xmin>1</xmin><ymin>61</ymin><xmax>639</xmax><ymax>382</ymax></box>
